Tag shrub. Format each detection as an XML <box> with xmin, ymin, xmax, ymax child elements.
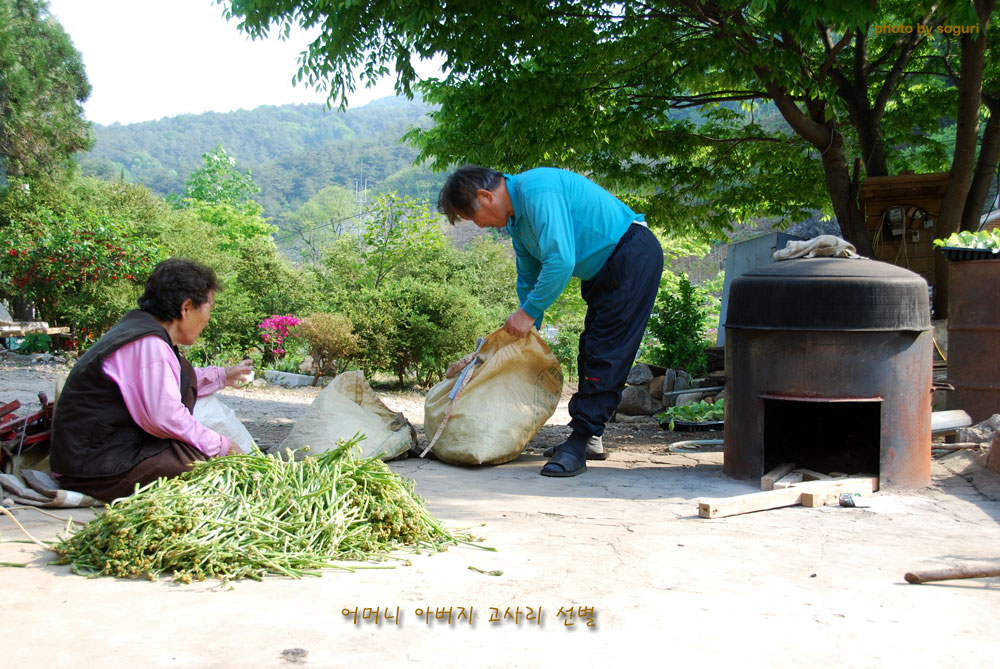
<box><xmin>350</xmin><ymin>278</ymin><xmax>489</xmax><ymax>388</ymax></box>
<box><xmin>259</xmin><ymin>314</ymin><xmax>301</xmax><ymax>361</ymax></box>
<box><xmin>297</xmin><ymin>312</ymin><xmax>360</xmax><ymax>383</ymax></box>
<box><xmin>0</xmin><ymin>206</ymin><xmax>162</xmax><ymax>336</ymax></box>
<box><xmin>644</xmin><ymin>272</ymin><xmax>711</xmax><ymax>376</ymax></box>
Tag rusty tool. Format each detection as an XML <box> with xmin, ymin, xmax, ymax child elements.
<box><xmin>904</xmin><ymin>565</ymin><xmax>1000</xmax><ymax>584</ymax></box>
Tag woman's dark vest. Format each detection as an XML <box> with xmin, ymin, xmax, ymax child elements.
<box><xmin>50</xmin><ymin>310</ymin><xmax>198</xmax><ymax>479</ymax></box>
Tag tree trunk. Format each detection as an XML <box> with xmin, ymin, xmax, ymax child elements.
<box><xmin>856</xmin><ymin>114</ymin><xmax>889</xmax><ymax>177</ymax></box>
<box><xmin>754</xmin><ymin>70</ymin><xmax>874</xmax><ymax>255</ymax></box>
<box><xmin>960</xmin><ymin>101</ymin><xmax>1000</xmax><ymax>232</ymax></box>
<box><xmin>938</xmin><ymin>12</ymin><xmax>991</xmax><ymax>236</ymax></box>
<box><xmin>818</xmin><ymin>139</ymin><xmax>874</xmax><ymax>257</ymax></box>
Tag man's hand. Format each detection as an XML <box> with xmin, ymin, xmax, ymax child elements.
<box><xmin>446</xmin><ymin>356</ymin><xmax>472</xmax><ymax>378</ymax></box>
<box><xmin>224</xmin><ymin>359</ymin><xmax>254</xmax><ymax>387</ymax></box>
<box><xmin>503</xmin><ymin>308</ymin><xmax>536</xmax><ymax>338</ymax></box>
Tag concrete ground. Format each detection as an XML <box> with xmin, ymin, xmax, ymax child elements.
<box><xmin>4</xmin><ymin>446</ymin><xmax>999</xmax><ymax>668</ymax></box>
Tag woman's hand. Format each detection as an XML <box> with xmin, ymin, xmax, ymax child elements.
<box><xmin>222</xmin><ymin>436</ymin><xmax>242</xmax><ymax>456</ymax></box>
<box><xmin>224</xmin><ymin>359</ymin><xmax>254</xmax><ymax>387</ymax></box>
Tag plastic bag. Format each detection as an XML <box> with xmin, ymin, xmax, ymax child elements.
<box><xmin>278</xmin><ymin>371</ymin><xmax>415</xmax><ymax>461</ymax></box>
<box><xmin>193</xmin><ymin>395</ymin><xmax>255</xmax><ymax>453</ymax></box>
<box><xmin>424</xmin><ymin>328</ymin><xmax>563</xmax><ymax>465</ymax></box>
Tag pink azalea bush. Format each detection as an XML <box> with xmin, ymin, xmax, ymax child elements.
<box><xmin>258</xmin><ymin>314</ymin><xmax>300</xmax><ymax>359</ymax></box>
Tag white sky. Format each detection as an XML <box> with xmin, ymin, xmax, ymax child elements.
<box><xmin>47</xmin><ymin>0</ymin><xmax>437</xmax><ymax>126</ymax></box>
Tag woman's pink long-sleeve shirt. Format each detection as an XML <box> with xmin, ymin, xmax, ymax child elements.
<box><xmin>101</xmin><ymin>335</ymin><xmax>227</xmax><ymax>457</ymax></box>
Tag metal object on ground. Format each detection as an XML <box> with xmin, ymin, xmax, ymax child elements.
<box><xmin>724</xmin><ymin>258</ymin><xmax>932</xmax><ymax>488</ymax></box>
<box><xmin>946</xmin><ymin>259</ymin><xmax>1000</xmax><ymax>423</ymax></box>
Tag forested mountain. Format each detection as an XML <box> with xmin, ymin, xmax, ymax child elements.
<box><xmin>77</xmin><ymin>97</ymin><xmax>445</xmax><ymax>223</ymax></box>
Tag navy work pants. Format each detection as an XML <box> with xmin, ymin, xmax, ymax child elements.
<box><xmin>568</xmin><ymin>223</ymin><xmax>663</xmax><ymax>437</ymax></box>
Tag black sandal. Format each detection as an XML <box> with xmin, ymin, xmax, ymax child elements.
<box><xmin>540</xmin><ymin>449</ymin><xmax>587</xmax><ymax>477</ymax></box>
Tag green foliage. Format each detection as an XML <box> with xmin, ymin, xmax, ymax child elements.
<box><xmin>220</xmin><ymin>0</ymin><xmax>999</xmax><ymax>243</ymax></box>
<box><xmin>76</xmin><ymin>99</ymin><xmax>439</xmax><ymax>224</ymax></box>
<box><xmin>546</xmin><ymin>307</ymin><xmax>585</xmax><ymax>383</ymax></box>
<box><xmin>178</xmin><ymin>146</ymin><xmax>276</xmax><ymax>251</ymax></box>
<box><xmin>438</xmin><ymin>235</ymin><xmax>518</xmax><ymax>326</ymax></box>
<box><xmin>357</xmin><ymin>192</ymin><xmax>447</xmax><ymax>289</ymax></box>
<box><xmin>658</xmin><ymin>399</ymin><xmax>725</xmax><ymax>430</ymax></box>
<box><xmin>190</xmin><ymin>239</ymin><xmax>320</xmax><ymax>363</ymax></box>
<box><xmin>934</xmin><ymin>229</ymin><xmax>1000</xmax><ymax>252</ymax></box>
<box><xmin>0</xmin><ymin>205</ymin><xmax>162</xmax><ymax>330</ymax></box>
<box><xmin>10</xmin><ymin>332</ymin><xmax>50</xmax><ymax>353</ymax></box>
<box><xmin>644</xmin><ymin>273</ymin><xmax>713</xmax><ymax>376</ymax></box>
<box><xmin>364</xmin><ymin>278</ymin><xmax>489</xmax><ymax>388</ymax></box>
<box><xmin>297</xmin><ymin>312</ymin><xmax>360</xmax><ymax>380</ymax></box>
<box><xmin>183</xmin><ymin>145</ymin><xmax>262</xmax><ymax>215</ymax></box>
<box><xmin>0</xmin><ymin>0</ymin><xmax>92</xmax><ymax>180</ymax></box>
<box><xmin>279</xmin><ymin>185</ymin><xmax>362</xmax><ymax>263</ymax></box>
<box><xmin>183</xmin><ymin>200</ymin><xmax>277</xmax><ymax>252</ymax></box>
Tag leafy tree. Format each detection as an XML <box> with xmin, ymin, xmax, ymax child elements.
<box><xmin>0</xmin><ymin>0</ymin><xmax>92</xmax><ymax>180</ymax></box>
<box><xmin>279</xmin><ymin>184</ymin><xmax>362</xmax><ymax>263</ymax></box>
<box><xmin>355</xmin><ymin>192</ymin><xmax>447</xmax><ymax>289</ymax></box>
<box><xmin>179</xmin><ymin>146</ymin><xmax>276</xmax><ymax>250</ymax></box>
<box><xmin>193</xmin><ymin>237</ymin><xmax>319</xmax><ymax>361</ymax></box>
<box><xmin>183</xmin><ymin>145</ymin><xmax>262</xmax><ymax>214</ymax></box>
<box><xmin>220</xmin><ymin>0</ymin><xmax>998</xmax><ymax>254</ymax></box>
<box><xmin>441</xmin><ymin>235</ymin><xmax>518</xmax><ymax>326</ymax></box>
<box><xmin>370</xmin><ymin>277</ymin><xmax>489</xmax><ymax>388</ymax></box>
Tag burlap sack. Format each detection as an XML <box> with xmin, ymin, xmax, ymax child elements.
<box><xmin>424</xmin><ymin>329</ymin><xmax>563</xmax><ymax>465</ymax></box>
<box><xmin>279</xmin><ymin>371</ymin><xmax>415</xmax><ymax>460</ymax></box>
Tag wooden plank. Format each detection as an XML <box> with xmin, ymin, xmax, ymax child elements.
<box><xmin>794</xmin><ymin>469</ymin><xmax>833</xmax><ymax>481</ymax></box>
<box><xmin>0</xmin><ymin>323</ymin><xmax>70</xmax><ymax>336</ymax></box>
<box><xmin>760</xmin><ymin>462</ymin><xmax>796</xmax><ymax>491</ymax></box>
<box><xmin>772</xmin><ymin>472</ymin><xmax>805</xmax><ymax>488</ymax></box>
<box><xmin>800</xmin><ymin>481</ymin><xmax>873</xmax><ymax>507</ymax></box>
<box><xmin>905</xmin><ymin>565</ymin><xmax>1000</xmax><ymax>584</ymax></box>
<box><xmin>698</xmin><ymin>477</ymin><xmax>879</xmax><ymax>519</ymax></box>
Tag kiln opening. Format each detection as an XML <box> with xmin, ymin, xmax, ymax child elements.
<box><xmin>762</xmin><ymin>397</ymin><xmax>881</xmax><ymax>476</ymax></box>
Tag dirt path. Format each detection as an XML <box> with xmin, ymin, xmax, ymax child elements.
<box><xmin>0</xmin><ymin>352</ymin><xmax>719</xmax><ymax>457</ymax></box>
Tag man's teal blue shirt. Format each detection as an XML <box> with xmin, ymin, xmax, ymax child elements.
<box><xmin>505</xmin><ymin>168</ymin><xmax>643</xmax><ymax>325</ymax></box>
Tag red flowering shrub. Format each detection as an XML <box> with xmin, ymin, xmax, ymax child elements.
<box><xmin>0</xmin><ymin>207</ymin><xmax>162</xmax><ymax>341</ymax></box>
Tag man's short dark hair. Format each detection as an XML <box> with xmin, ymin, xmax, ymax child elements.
<box><xmin>438</xmin><ymin>165</ymin><xmax>504</xmax><ymax>225</ymax></box>
<box><xmin>137</xmin><ymin>258</ymin><xmax>220</xmax><ymax>321</ymax></box>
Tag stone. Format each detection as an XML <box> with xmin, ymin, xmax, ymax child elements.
<box><xmin>264</xmin><ymin>370</ymin><xmax>330</xmax><ymax>388</ymax></box>
<box><xmin>988</xmin><ymin>433</ymin><xmax>1000</xmax><ymax>475</ymax></box>
<box><xmin>956</xmin><ymin>413</ymin><xmax>1000</xmax><ymax>444</ymax></box>
<box><xmin>298</xmin><ymin>356</ymin><xmax>314</xmax><ymax>374</ymax></box>
<box><xmin>615</xmin><ymin>413</ymin><xmax>660</xmax><ymax>424</ymax></box>
<box><xmin>674</xmin><ymin>371</ymin><xmax>691</xmax><ymax>393</ymax></box>
<box><xmin>617</xmin><ymin>384</ymin><xmax>662</xmax><ymax>416</ymax></box>
<box><xmin>626</xmin><ymin>363</ymin><xmax>654</xmax><ymax>386</ymax></box>
<box><xmin>663</xmin><ymin>368</ymin><xmax>677</xmax><ymax>392</ymax></box>
<box><xmin>649</xmin><ymin>375</ymin><xmax>666</xmax><ymax>399</ymax></box>
<box><xmin>674</xmin><ymin>391</ymin><xmax>708</xmax><ymax>407</ymax></box>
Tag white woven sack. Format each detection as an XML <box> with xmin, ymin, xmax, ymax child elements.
<box><xmin>424</xmin><ymin>329</ymin><xmax>563</xmax><ymax>465</ymax></box>
<box><xmin>279</xmin><ymin>371</ymin><xmax>414</xmax><ymax>460</ymax></box>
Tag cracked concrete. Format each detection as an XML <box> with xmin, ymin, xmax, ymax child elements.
<box><xmin>5</xmin><ymin>450</ymin><xmax>999</xmax><ymax>668</ymax></box>
<box><xmin>2</xmin><ymin>361</ymin><xmax>1000</xmax><ymax>666</ymax></box>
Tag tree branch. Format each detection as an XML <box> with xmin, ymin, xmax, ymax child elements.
<box><xmin>651</xmin><ymin>130</ymin><xmax>787</xmax><ymax>144</ymax></box>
